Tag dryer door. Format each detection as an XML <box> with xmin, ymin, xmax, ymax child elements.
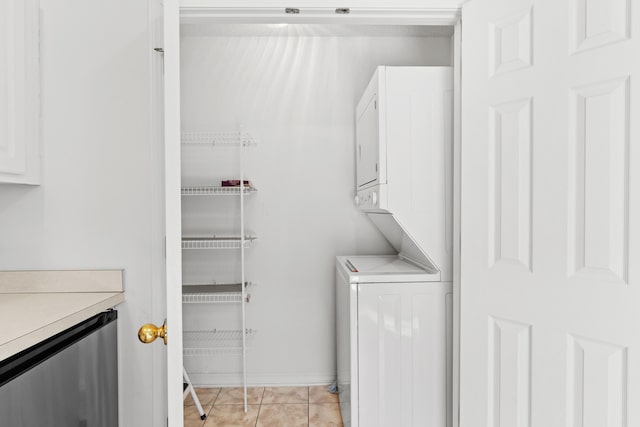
<box><xmin>356</xmin><ymin>77</ymin><xmax>381</xmax><ymax>190</ymax></box>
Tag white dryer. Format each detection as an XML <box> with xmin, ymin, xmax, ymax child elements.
<box><xmin>336</xmin><ymin>255</ymin><xmax>452</xmax><ymax>427</ymax></box>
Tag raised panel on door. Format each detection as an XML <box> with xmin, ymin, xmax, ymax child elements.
<box><xmin>487</xmin><ymin>317</ymin><xmax>532</xmax><ymax>427</ymax></box>
<box><xmin>488</xmin><ymin>97</ymin><xmax>533</xmax><ymax>271</ymax></box>
<box><xmin>566</xmin><ymin>335</ymin><xmax>628</xmax><ymax>427</ymax></box>
<box><xmin>461</xmin><ymin>0</ymin><xmax>639</xmax><ymax>426</ymax></box>
<box><xmin>567</xmin><ymin>76</ymin><xmax>630</xmax><ymax>285</ymax></box>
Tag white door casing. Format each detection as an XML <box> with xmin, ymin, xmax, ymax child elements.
<box><xmin>460</xmin><ymin>0</ymin><xmax>639</xmax><ymax>426</ymax></box>
<box><xmin>163</xmin><ymin>4</ymin><xmax>463</xmax><ymax>426</ymax></box>
<box><xmin>164</xmin><ymin>0</ymin><xmax>184</xmax><ymax>425</ymax></box>
<box><xmin>149</xmin><ymin>0</ymin><xmax>169</xmax><ymax>425</ymax></box>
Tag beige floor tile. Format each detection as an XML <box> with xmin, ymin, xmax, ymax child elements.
<box><xmin>215</xmin><ymin>387</ymin><xmax>264</xmax><ymax>405</ymax></box>
<box><xmin>184</xmin><ymin>404</ymin><xmax>209</xmax><ymax>427</ymax></box>
<box><xmin>262</xmin><ymin>386</ymin><xmax>309</xmax><ymax>404</ymax></box>
<box><xmin>309</xmin><ymin>403</ymin><xmax>344</xmax><ymax>427</ymax></box>
<box><xmin>204</xmin><ymin>404</ymin><xmax>260</xmax><ymax>427</ymax></box>
<box><xmin>185</xmin><ymin>387</ymin><xmax>221</xmax><ymax>407</ymax></box>
<box><xmin>257</xmin><ymin>403</ymin><xmax>309</xmax><ymax>427</ymax></box>
<box><xmin>309</xmin><ymin>385</ymin><xmax>339</xmax><ymax>403</ymax></box>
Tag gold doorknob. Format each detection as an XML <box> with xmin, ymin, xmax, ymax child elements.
<box><xmin>138</xmin><ymin>320</ymin><xmax>167</xmax><ymax>345</ymax></box>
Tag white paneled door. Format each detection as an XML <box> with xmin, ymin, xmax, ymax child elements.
<box><xmin>460</xmin><ymin>0</ymin><xmax>639</xmax><ymax>426</ymax></box>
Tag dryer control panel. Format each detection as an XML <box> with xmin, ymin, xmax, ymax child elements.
<box><xmin>355</xmin><ymin>185</ymin><xmax>387</xmax><ymax>212</ymax></box>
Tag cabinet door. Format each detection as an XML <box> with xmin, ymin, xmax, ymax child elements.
<box><xmin>356</xmin><ymin>92</ymin><xmax>379</xmax><ymax>189</ymax></box>
<box><xmin>0</xmin><ymin>0</ymin><xmax>39</xmax><ymax>184</ymax></box>
<box><xmin>357</xmin><ymin>282</ymin><xmax>451</xmax><ymax>427</ymax></box>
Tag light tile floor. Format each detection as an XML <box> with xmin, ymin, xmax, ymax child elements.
<box><xmin>184</xmin><ymin>385</ymin><xmax>343</xmax><ymax>427</ymax></box>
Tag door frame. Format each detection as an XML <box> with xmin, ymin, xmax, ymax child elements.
<box><xmin>163</xmin><ymin>1</ymin><xmax>184</xmax><ymax>426</ymax></box>
<box><xmin>163</xmin><ymin>3</ymin><xmax>463</xmax><ymax>425</ymax></box>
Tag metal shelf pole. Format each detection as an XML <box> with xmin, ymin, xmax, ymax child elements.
<box><xmin>239</xmin><ymin>127</ymin><xmax>248</xmax><ymax>413</ymax></box>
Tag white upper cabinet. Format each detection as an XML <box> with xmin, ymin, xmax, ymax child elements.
<box><xmin>0</xmin><ymin>0</ymin><xmax>40</xmax><ymax>185</ymax></box>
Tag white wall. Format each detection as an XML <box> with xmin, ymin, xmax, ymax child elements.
<box><xmin>180</xmin><ymin>28</ymin><xmax>452</xmax><ymax>385</ymax></box>
<box><xmin>0</xmin><ymin>2</ymin><xmax>161</xmax><ymax>426</ymax></box>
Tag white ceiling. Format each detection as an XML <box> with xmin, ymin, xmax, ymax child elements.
<box><xmin>180</xmin><ymin>24</ymin><xmax>454</xmax><ymax>38</ymax></box>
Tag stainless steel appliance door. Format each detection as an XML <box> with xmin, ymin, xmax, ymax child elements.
<box><xmin>0</xmin><ymin>311</ymin><xmax>118</xmax><ymax>427</ymax></box>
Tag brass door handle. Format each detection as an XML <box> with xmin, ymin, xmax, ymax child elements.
<box><xmin>138</xmin><ymin>320</ymin><xmax>167</xmax><ymax>345</ymax></box>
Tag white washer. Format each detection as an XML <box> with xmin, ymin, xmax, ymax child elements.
<box><xmin>336</xmin><ymin>255</ymin><xmax>452</xmax><ymax>427</ymax></box>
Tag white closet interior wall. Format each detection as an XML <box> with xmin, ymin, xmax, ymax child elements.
<box><xmin>180</xmin><ymin>24</ymin><xmax>453</xmax><ymax>385</ymax></box>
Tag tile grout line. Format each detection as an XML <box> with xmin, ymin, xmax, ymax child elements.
<box><xmin>207</xmin><ymin>387</ymin><xmax>221</xmax><ymax>424</ymax></box>
<box><xmin>309</xmin><ymin>389</ymin><xmax>313</xmax><ymax>423</ymax></box>
<box><xmin>254</xmin><ymin>387</ymin><xmax>265</xmax><ymax>427</ymax></box>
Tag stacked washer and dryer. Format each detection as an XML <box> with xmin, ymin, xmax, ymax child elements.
<box><xmin>336</xmin><ymin>66</ymin><xmax>453</xmax><ymax>427</ymax></box>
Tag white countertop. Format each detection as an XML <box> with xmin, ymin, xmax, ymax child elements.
<box><xmin>0</xmin><ymin>270</ymin><xmax>125</xmax><ymax>361</ymax></box>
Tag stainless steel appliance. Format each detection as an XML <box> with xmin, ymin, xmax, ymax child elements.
<box><xmin>0</xmin><ymin>311</ymin><xmax>118</xmax><ymax>426</ymax></box>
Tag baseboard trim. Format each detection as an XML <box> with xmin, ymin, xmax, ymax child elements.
<box><xmin>189</xmin><ymin>372</ymin><xmax>336</xmax><ymax>387</ymax></box>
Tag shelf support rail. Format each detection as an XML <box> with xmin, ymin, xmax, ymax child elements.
<box><xmin>239</xmin><ymin>125</ymin><xmax>248</xmax><ymax>413</ymax></box>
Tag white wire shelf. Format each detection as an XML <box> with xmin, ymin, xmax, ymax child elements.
<box><xmin>181</xmin><ymin>235</ymin><xmax>257</xmax><ymax>250</ymax></box>
<box><xmin>181</xmin><ymin>186</ymin><xmax>257</xmax><ymax>196</ymax></box>
<box><xmin>183</xmin><ymin>329</ymin><xmax>257</xmax><ymax>356</ymax></box>
<box><xmin>182</xmin><ymin>283</ymin><xmax>252</xmax><ymax>304</ymax></box>
<box><xmin>181</xmin><ymin>131</ymin><xmax>256</xmax><ymax>146</ymax></box>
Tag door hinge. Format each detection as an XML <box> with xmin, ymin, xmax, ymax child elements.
<box><xmin>374</xmin><ymin>100</ymin><xmax>377</xmax><ymax>109</ymax></box>
<box><xmin>375</xmin><ymin>163</ymin><xmax>378</xmax><ymax>172</ymax></box>
<box><xmin>163</xmin><ymin>236</ymin><xmax>166</xmax><ymax>259</ymax></box>
<box><xmin>154</xmin><ymin>48</ymin><xmax>165</xmax><ymax>68</ymax></box>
